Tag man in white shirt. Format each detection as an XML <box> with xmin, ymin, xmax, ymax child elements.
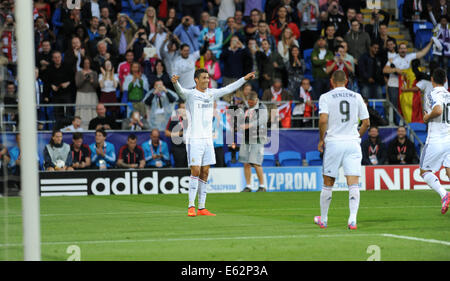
<box><xmin>383</xmin><ymin>41</ymin><xmax>434</xmax><ymax>122</ymax></box>
<box><xmin>172</xmin><ymin>44</ymin><xmax>200</xmax><ymax>89</ymax></box>
<box><xmin>62</xmin><ymin>116</ymin><xmax>84</xmax><ymax>132</ymax></box>
<box><xmin>171</xmin><ymin>69</ymin><xmax>255</xmax><ymax>217</ymax></box>
<box><xmin>315</xmin><ymin>70</ymin><xmax>370</xmax><ymax>230</ymax></box>
<box><xmin>419</xmin><ymin>68</ymin><xmax>450</xmax><ymax>215</ymax></box>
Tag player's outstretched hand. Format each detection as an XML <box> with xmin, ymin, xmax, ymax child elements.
<box><xmin>171</xmin><ymin>75</ymin><xmax>180</xmax><ymax>83</ymax></box>
<box><xmin>244</xmin><ymin>72</ymin><xmax>256</xmax><ymax>81</ymax></box>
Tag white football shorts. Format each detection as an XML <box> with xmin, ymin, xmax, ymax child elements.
<box><xmin>323</xmin><ymin>140</ymin><xmax>362</xmax><ymax>178</ymax></box>
<box><xmin>420</xmin><ymin>141</ymin><xmax>450</xmax><ymax>172</ymax></box>
<box><xmin>186</xmin><ymin>138</ymin><xmax>216</xmax><ymax>167</ymax></box>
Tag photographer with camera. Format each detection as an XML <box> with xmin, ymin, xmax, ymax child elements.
<box><xmin>174</xmin><ymin>15</ymin><xmax>201</xmax><ymax>53</ymax></box>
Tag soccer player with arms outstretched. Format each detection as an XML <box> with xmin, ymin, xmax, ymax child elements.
<box><xmin>420</xmin><ymin>68</ymin><xmax>450</xmax><ymax>214</ymax></box>
<box><xmin>171</xmin><ymin>69</ymin><xmax>255</xmax><ymax>217</ymax></box>
<box><xmin>315</xmin><ymin>70</ymin><xmax>370</xmax><ymax>229</ymax></box>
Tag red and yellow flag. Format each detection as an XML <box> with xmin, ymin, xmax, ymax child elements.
<box><xmin>398</xmin><ymin>68</ymin><xmax>424</xmax><ymax>123</ymax></box>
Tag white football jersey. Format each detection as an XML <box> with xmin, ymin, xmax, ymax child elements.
<box><xmin>174</xmin><ymin>78</ymin><xmax>246</xmax><ymax>140</ymax></box>
<box><xmin>424</xmin><ymin>86</ymin><xmax>450</xmax><ymax>144</ymax></box>
<box><xmin>319</xmin><ymin>87</ymin><xmax>369</xmax><ymax>142</ymax></box>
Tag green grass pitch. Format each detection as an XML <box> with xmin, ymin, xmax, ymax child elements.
<box><xmin>0</xmin><ymin>190</ymin><xmax>449</xmax><ymax>261</ymax></box>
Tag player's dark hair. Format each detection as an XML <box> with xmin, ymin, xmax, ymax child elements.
<box><xmin>96</xmin><ymin>128</ymin><xmax>107</xmax><ymax>137</ymax></box>
<box><xmin>72</xmin><ymin>132</ymin><xmax>83</xmax><ymax>140</ymax></box>
<box><xmin>194</xmin><ymin>68</ymin><xmax>209</xmax><ymax>79</ymax></box>
<box><xmin>180</xmin><ymin>43</ymin><xmax>190</xmax><ymax>50</ymax></box>
<box><xmin>331</xmin><ymin>70</ymin><xmax>347</xmax><ymax>83</ymax></box>
<box><xmin>369</xmin><ymin>126</ymin><xmax>379</xmax><ymax>131</ymax></box>
<box><xmin>128</xmin><ymin>133</ymin><xmax>137</xmax><ymax>140</ymax></box>
<box><xmin>432</xmin><ymin>68</ymin><xmax>447</xmax><ymax>85</ymax></box>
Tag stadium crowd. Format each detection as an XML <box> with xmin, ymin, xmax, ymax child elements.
<box><xmin>0</xmin><ymin>0</ymin><xmax>449</xmax><ymax>172</ymax></box>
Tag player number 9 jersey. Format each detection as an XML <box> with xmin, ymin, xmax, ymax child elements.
<box><xmin>319</xmin><ymin>87</ymin><xmax>369</xmax><ymax>143</ymax></box>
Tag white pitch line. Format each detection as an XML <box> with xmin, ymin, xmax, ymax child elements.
<box><xmin>382</xmin><ymin>234</ymin><xmax>450</xmax><ymax>246</ymax></box>
<box><xmin>0</xmin><ymin>205</ymin><xmax>440</xmax><ymax>218</ymax></box>
<box><xmin>0</xmin><ymin>233</ymin><xmax>379</xmax><ymax>248</ymax></box>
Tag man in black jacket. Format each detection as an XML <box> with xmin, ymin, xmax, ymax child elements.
<box><xmin>47</xmin><ymin>51</ymin><xmax>74</xmax><ymax>120</ymax></box>
<box><xmin>387</xmin><ymin>126</ymin><xmax>418</xmax><ymax>164</ymax></box>
<box><xmin>358</xmin><ymin>42</ymin><xmax>384</xmax><ymax>99</ymax></box>
<box><xmin>361</xmin><ymin>126</ymin><xmax>387</xmax><ymax>165</ymax></box>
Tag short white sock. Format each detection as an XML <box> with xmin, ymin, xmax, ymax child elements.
<box><xmin>198</xmin><ymin>178</ymin><xmax>207</xmax><ymax>209</ymax></box>
<box><xmin>348</xmin><ymin>185</ymin><xmax>360</xmax><ymax>224</ymax></box>
<box><xmin>320</xmin><ymin>186</ymin><xmax>333</xmax><ymax>223</ymax></box>
<box><xmin>423</xmin><ymin>172</ymin><xmax>447</xmax><ymax>199</ymax></box>
<box><xmin>188</xmin><ymin>176</ymin><xmax>199</xmax><ymax>207</ymax></box>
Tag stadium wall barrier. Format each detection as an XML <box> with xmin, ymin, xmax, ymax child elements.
<box><xmin>38</xmin><ymin>165</ymin><xmax>449</xmax><ymax>196</ymax></box>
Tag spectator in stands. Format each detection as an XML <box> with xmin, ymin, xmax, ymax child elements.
<box><xmin>75</xmin><ymin>57</ymin><xmax>99</xmax><ymax>129</ymax></box>
<box><xmin>88</xmin><ymin>23</ymin><xmax>117</xmax><ymax>59</ymax></box>
<box><xmin>383</xmin><ymin>41</ymin><xmax>434</xmax><ymax>118</ymax></box>
<box><xmin>234</xmin><ymin>83</ymin><xmax>253</xmax><ymax>106</ymax></box>
<box><xmin>34</xmin><ymin>16</ymin><xmax>55</xmax><ymax>53</ymax></box>
<box><xmin>99</xmin><ymin>59</ymin><xmax>120</xmax><ymax>116</ymax></box>
<box><xmin>48</xmin><ymin>51</ymin><xmax>74</xmax><ymax>121</ymax></box>
<box><xmin>297</xmin><ymin>0</ymin><xmax>320</xmax><ymax>50</ymax></box>
<box><xmin>234</xmin><ymin>10</ymin><xmax>246</xmax><ymax>31</ymax></box>
<box><xmin>358</xmin><ymin>42</ymin><xmax>384</xmax><ymax>99</ymax></box>
<box><xmin>269</xmin><ymin>6</ymin><xmax>300</xmax><ymax>43</ymax></box>
<box><xmin>257</xmin><ymin>39</ymin><xmax>285</xmax><ymax>91</ymax></box>
<box><xmin>361</xmin><ymin>126</ymin><xmax>387</xmax><ymax>166</ymax></box>
<box><xmin>431</xmin><ymin>15</ymin><xmax>450</xmax><ymax>70</ymax></box>
<box><xmin>125</xmin><ymin>0</ymin><xmax>148</xmax><ymax>24</ymax></box>
<box><xmin>199</xmin><ymin>16</ymin><xmax>223</xmax><ymax>59</ymax></box>
<box><xmin>431</xmin><ymin>0</ymin><xmax>449</xmax><ymax>23</ymax></box>
<box><xmin>87</xmin><ymin>16</ymin><xmax>100</xmax><ymax>41</ymax></box>
<box><xmin>90</xmin><ymin>128</ymin><xmax>116</xmax><ymax>169</ymax></box>
<box><xmin>159</xmin><ymin>33</ymin><xmax>180</xmax><ymax>77</ymax></box>
<box><xmin>365</xmin><ymin>9</ymin><xmax>391</xmax><ymax>42</ymax></box>
<box><xmin>100</xmin><ymin>7</ymin><xmax>113</xmax><ymax>31</ymax></box>
<box><xmin>292</xmin><ymin>78</ymin><xmax>314</xmax><ymax>128</ymax></box>
<box><xmin>244</xmin><ymin>39</ymin><xmax>261</xmax><ymax>93</ymax></box>
<box><xmin>142</xmin><ymin>128</ymin><xmax>170</xmax><ymax>168</ymax></box>
<box><xmin>165</xmin><ymin>102</ymin><xmax>188</xmax><ymax>167</ymax></box>
<box><xmin>145</xmin><ymin>59</ymin><xmax>173</xmax><ymax>91</ymax></box>
<box><xmin>36</xmin><ymin>40</ymin><xmax>52</xmax><ymax>77</ymax></box>
<box><xmin>171</xmin><ymin>42</ymin><xmax>199</xmax><ymax>89</ymax></box>
<box><xmin>220</xmin><ymin>35</ymin><xmax>251</xmax><ymax>96</ymax></box>
<box><xmin>212</xmin><ymin>102</ymin><xmax>226</xmax><ymax>167</ymax></box>
<box><xmin>277</xmin><ymin>27</ymin><xmax>299</xmax><ymax>64</ymax></box>
<box><xmin>326</xmin><ymin>45</ymin><xmax>354</xmax><ymax>81</ymax></box>
<box><xmin>381</xmin><ymin>38</ymin><xmax>398</xmax><ymax>67</ymax></box>
<box><xmin>110</xmin><ymin>13</ymin><xmax>138</xmax><ymax>59</ymax></box>
<box><xmin>164</xmin><ymin>7</ymin><xmax>180</xmax><ymax>32</ymax></box>
<box><xmin>311</xmin><ymin>36</ymin><xmax>333</xmax><ymax>100</ymax></box>
<box><xmin>403</xmin><ymin>0</ymin><xmax>429</xmax><ymax>43</ymax></box>
<box><xmin>149</xmin><ymin>20</ymin><xmax>169</xmax><ymax>59</ymax></box>
<box><xmin>285</xmin><ymin>45</ymin><xmax>305</xmax><ymax>97</ymax></box>
<box><xmin>322</xmin><ymin>1</ymin><xmax>346</xmax><ymax>37</ymax></box>
<box><xmin>198</xmin><ymin>11</ymin><xmax>210</xmax><ymax>30</ymax></box>
<box><xmin>174</xmin><ymin>15</ymin><xmax>200</xmax><ymax>53</ymax></box>
<box><xmin>128</xmin><ymin>28</ymin><xmax>152</xmax><ymax>64</ymax></box>
<box><xmin>88</xmin><ymin>103</ymin><xmax>118</xmax><ymax>130</ymax></box>
<box><xmin>60</xmin><ymin>9</ymin><xmax>82</xmax><ymax>50</ymax></box>
<box><xmin>145</xmin><ymin>79</ymin><xmax>179</xmax><ymax>130</ymax></box>
<box><xmin>43</xmin><ymin>130</ymin><xmax>73</xmax><ymax>171</ymax></box>
<box><xmin>387</xmin><ymin>126</ymin><xmax>418</xmax><ymax>165</ymax></box>
<box><xmin>70</xmin><ymin>132</ymin><xmax>91</xmax><ymax>170</ymax></box>
<box><xmin>344</xmin><ymin>19</ymin><xmax>371</xmax><ymax>62</ymax></box>
<box><xmin>118</xmin><ymin>50</ymin><xmax>134</xmax><ymax>90</ymax></box>
<box><xmin>262</xmin><ymin>78</ymin><xmax>292</xmax><ymax>122</ymax></box>
<box><xmin>244</xmin><ymin>8</ymin><xmax>262</xmax><ymax>38</ymax></box>
<box><xmin>324</xmin><ymin>24</ymin><xmax>337</xmax><ymax>52</ymax></box>
<box><xmin>372</xmin><ymin>23</ymin><xmax>396</xmax><ymax>57</ymax></box>
<box><xmin>222</xmin><ymin>16</ymin><xmax>246</xmax><ymax>48</ymax></box>
<box><xmin>142</xmin><ymin>6</ymin><xmax>157</xmax><ymax>35</ymax></box>
<box><xmin>239</xmin><ymin>92</ymin><xmax>268</xmax><ymax>192</ymax></box>
<box><xmin>63</xmin><ymin>36</ymin><xmax>85</xmax><ymax>75</ymax></box>
<box><xmin>123</xmin><ymin>61</ymin><xmax>150</xmax><ymax>117</ymax></box>
<box><xmin>195</xmin><ymin>49</ymin><xmax>222</xmax><ymax>89</ymax></box>
<box><xmin>251</xmin><ymin>21</ymin><xmax>275</xmax><ymax>52</ymax></box>
<box><xmin>340</xmin><ymin>7</ymin><xmax>357</xmax><ymax>36</ymax></box>
<box><xmin>217</xmin><ymin>0</ymin><xmax>237</xmax><ymax>28</ymax></box>
<box><xmin>117</xmin><ymin>133</ymin><xmax>146</xmax><ymax>169</ymax></box>
<box><xmin>121</xmin><ymin>110</ymin><xmax>150</xmax><ymax>130</ymax></box>
<box><xmin>181</xmin><ymin>0</ymin><xmax>203</xmax><ymax>25</ymax></box>
<box><xmin>62</xmin><ymin>116</ymin><xmax>84</xmax><ymax>132</ymax></box>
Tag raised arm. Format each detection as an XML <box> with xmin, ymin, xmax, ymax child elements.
<box><xmin>212</xmin><ymin>72</ymin><xmax>255</xmax><ymax>100</ymax></box>
<box><xmin>171</xmin><ymin>75</ymin><xmax>188</xmax><ymax>100</ymax></box>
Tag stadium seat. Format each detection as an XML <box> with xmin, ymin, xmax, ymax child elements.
<box><xmin>278</xmin><ymin>151</ymin><xmax>302</xmax><ymax>166</ymax></box>
<box><xmin>262</xmin><ymin>154</ymin><xmax>276</xmax><ymax>167</ymax></box>
<box><xmin>413</xmin><ymin>22</ymin><xmax>434</xmax><ymax>60</ymax></box>
<box><xmin>305</xmin><ymin>151</ymin><xmax>322</xmax><ymax>166</ymax></box>
<box><xmin>398</xmin><ymin>0</ymin><xmax>404</xmax><ymax>22</ymax></box>
<box><xmin>225</xmin><ymin>151</ymin><xmax>243</xmax><ymax>167</ymax></box>
<box><xmin>408</xmin><ymin>122</ymin><xmax>427</xmax><ymax>154</ymax></box>
<box><xmin>369</xmin><ymin>101</ymin><xmax>386</xmax><ymax>119</ymax></box>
